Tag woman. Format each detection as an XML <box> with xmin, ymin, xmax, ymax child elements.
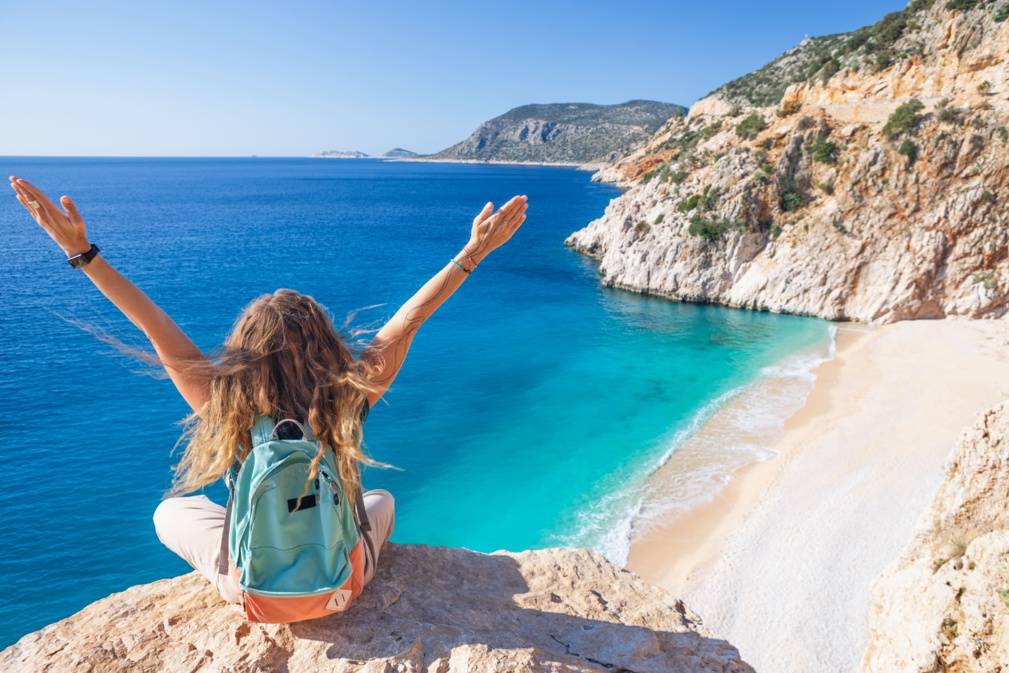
<box><xmin>10</xmin><ymin>175</ymin><xmax>528</xmax><ymax>606</ymax></box>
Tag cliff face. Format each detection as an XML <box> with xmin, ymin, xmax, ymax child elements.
<box><xmin>423</xmin><ymin>100</ymin><xmax>687</xmax><ymax>166</ymax></box>
<box><xmin>1</xmin><ymin>545</ymin><xmax>752</xmax><ymax>673</ymax></box>
<box><xmin>568</xmin><ymin>3</ymin><xmax>1009</xmax><ymax>323</ymax></box>
<box><xmin>861</xmin><ymin>401</ymin><xmax>1009</xmax><ymax>672</ymax></box>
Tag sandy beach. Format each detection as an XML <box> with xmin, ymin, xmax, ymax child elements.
<box><xmin>626</xmin><ymin>319</ymin><xmax>1009</xmax><ymax>673</ymax></box>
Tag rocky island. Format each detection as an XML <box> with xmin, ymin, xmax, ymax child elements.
<box><xmin>312</xmin><ymin>150</ymin><xmax>370</xmax><ymax>158</ymax></box>
<box><xmin>381</xmin><ymin>147</ymin><xmax>418</xmax><ymax>158</ymax></box>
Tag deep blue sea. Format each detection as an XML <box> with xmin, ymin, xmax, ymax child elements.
<box><xmin>0</xmin><ymin>157</ymin><xmax>832</xmax><ymax>647</ymax></box>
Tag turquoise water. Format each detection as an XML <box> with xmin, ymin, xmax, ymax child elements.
<box><xmin>0</xmin><ymin>157</ymin><xmax>832</xmax><ymax>647</ymax></box>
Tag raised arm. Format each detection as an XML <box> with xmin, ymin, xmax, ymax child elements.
<box><xmin>360</xmin><ymin>195</ymin><xmax>528</xmax><ymax>407</ymax></box>
<box><xmin>10</xmin><ymin>177</ymin><xmax>211</xmax><ymax>413</ymax></box>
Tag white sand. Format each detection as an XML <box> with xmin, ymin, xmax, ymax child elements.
<box><xmin>626</xmin><ymin>319</ymin><xmax>1009</xmax><ymax>673</ymax></box>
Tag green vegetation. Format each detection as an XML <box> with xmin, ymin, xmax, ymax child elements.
<box><xmin>771</xmin><ymin>223</ymin><xmax>783</xmax><ymax>240</ymax></box>
<box><xmin>979</xmin><ymin>80</ymin><xmax>993</xmax><ymax>94</ymax></box>
<box><xmin>898</xmin><ymin>139</ymin><xmax>919</xmax><ymax>163</ymax></box>
<box><xmin>759</xmin><ymin>137</ymin><xmax>775</xmax><ymax>151</ymax></box>
<box><xmin>678</xmin><ymin>184</ymin><xmax>720</xmax><ymax>213</ymax></box>
<box><xmin>820</xmin><ymin>58</ymin><xmax>841</xmax><ymax>84</ymax></box>
<box><xmin>668</xmin><ymin>170</ymin><xmax>689</xmax><ymax>184</ymax></box>
<box><xmin>654</xmin><ymin>213</ymin><xmax>665</xmax><ymax>225</ymax></box>
<box><xmin>946</xmin><ymin>0</ymin><xmax>982</xmax><ymax>9</ymax></box>
<box><xmin>778</xmin><ymin>99</ymin><xmax>802</xmax><ymax>117</ymax></box>
<box><xmin>981</xmin><ymin>190</ymin><xmax>995</xmax><ymax>205</ymax></box>
<box><xmin>997</xmin><ymin>126</ymin><xmax>1009</xmax><ymax>142</ymax></box>
<box><xmin>819</xmin><ymin>182</ymin><xmax>835</xmax><ymax>195</ymax></box>
<box><xmin>942</xmin><ymin>616</ymin><xmax>958</xmax><ymax>640</ymax></box>
<box><xmin>641</xmin><ymin>166</ymin><xmax>663</xmax><ymax>184</ymax></box>
<box><xmin>939</xmin><ymin>106</ymin><xmax>958</xmax><ymax>123</ymax></box>
<box><xmin>701</xmin><ymin>120</ymin><xmax>723</xmax><ymax>139</ymax></box>
<box><xmin>796</xmin><ymin>116</ymin><xmax>815</xmax><ymax>131</ymax></box>
<box><xmin>974</xmin><ymin>271</ymin><xmax>996</xmax><ymax>290</ymax></box>
<box><xmin>735</xmin><ymin>113</ymin><xmax>766</xmax><ymax>140</ymax></box>
<box><xmin>688</xmin><ymin>216</ymin><xmax>741</xmax><ymax>244</ymax></box>
<box><xmin>780</xmin><ymin>191</ymin><xmax>803</xmax><ymax>212</ymax></box>
<box><xmin>809</xmin><ymin>136</ymin><xmax>838</xmax><ymax>163</ymax></box>
<box><xmin>635</xmin><ymin>220</ymin><xmax>649</xmax><ymax>234</ymax></box>
<box><xmin>882</xmin><ymin>99</ymin><xmax>925</xmax><ymax>137</ymax></box>
<box><xmin>996</xmin><ymin>4</ymin><xmax>1009</xmax><ymax>21</ymax></box>
<box><xmin>1001</xmin><ymin>588</ymin><xmax>1009</xmax><ymax>609</ymax></box>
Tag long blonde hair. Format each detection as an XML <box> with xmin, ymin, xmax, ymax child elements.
<box><xmin>92</xmin><ymin>289</ymin><xmax>392</xmax><ymax>500</ymax></box>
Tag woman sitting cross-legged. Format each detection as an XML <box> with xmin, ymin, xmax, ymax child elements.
<box><xmin>10</xmin><ymin>176</ymin><xmax>527</xmax><ymax>621</ymax></box>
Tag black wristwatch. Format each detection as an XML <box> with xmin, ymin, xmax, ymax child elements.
<box><xmin>68</xmin><ymin>244</ymin><xmax>101</xmax><ymax>269</ymax></box>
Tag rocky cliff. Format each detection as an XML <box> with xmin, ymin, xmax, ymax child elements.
<box><xmin>1</xmin><ymin>545</ymin><xmax>752</xmax><ymax>672</ymax></box>
<box><xmin>421</xmin><ymin>100</ymin><xmax>687</xmax><ymax>167</ymax></box>
<box><xmin>568</xmin><ymin>1</ymin><xmax>1009</xmax><ymax>323</ymax></box>
<box><xmin>861</xmin><ymin>401</ymin><xmax>1009</xmax><ymax>672</ymax></box>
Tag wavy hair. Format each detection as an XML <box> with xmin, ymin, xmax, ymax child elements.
<box><xmin>81</xmin><ymin>290</ymin><xmax>385</xmax><ymax>500</ymax></box>
<box><xmin>84</xmin><ymin>289</ymin><xmax>393</xmax><ymax>500</ymax></box>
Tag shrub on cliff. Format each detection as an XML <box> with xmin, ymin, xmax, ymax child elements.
<box><xmin>780</xmin><ymin>191</ymin><xmax>803</xmax><ymax>213</ymax></box>
<box><xmin>735</xmin><ymin>113</ymin><xmax>766</xmax><ymax>140</ymax></box>
<box><xmin>688</xmin><ymin>216</ymin><xmax>738</xmax><ymax>244</ymax></box>
<box><xmin>809</xmin><ymin>137</ymin><xmax>838</xmax><ymax>164</ymax></box>
<box><xmin>898</xmin><ymin>139</ymin><xmax>919</xmax><ymax>164</ymax></box>
<box><xmin>882</xmin><ymin>99</ymin><xmax>925</xmax><ymax>137</ymax></box>
<box><xmin>678</xmin><ymin>185</ymin><xmax>719</xmax><ymax>214</ymax></box>
<box><xmin>778</xmin><ymin>100</ymin><xmax>801</xmax><ymax>117</ymax></box>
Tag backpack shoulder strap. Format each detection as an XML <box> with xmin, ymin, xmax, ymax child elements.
<box><xmin>251</xmin><ymin>415</ymin><xmax>275</xmax><ymax>447</ymax></box>
<box><xmin>355</xmin><ymin>486</ymin><xmax>371</xmax><ymax>533</ymax></box>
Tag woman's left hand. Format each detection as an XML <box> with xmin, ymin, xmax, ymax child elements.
<box><xmin>10</xmin><ymin>176</ymin><xmax>92</xmax><ymax>257</ymax></box>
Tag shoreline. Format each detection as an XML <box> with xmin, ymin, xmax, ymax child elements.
<box><xmin>625</xmin><ymin>319</ymin><xmax>1009</xmax><ymax>672</ymax></box>
<box><xmin>625</xmin><ymin>325</ymin><xmax>859</xmax><ymax>592</ymax></box>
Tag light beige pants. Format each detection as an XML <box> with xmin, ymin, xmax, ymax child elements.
<box><xmin>153</xmin><ymin>489</ymin><xmax>395</xmax><ymax>604</ymax></box>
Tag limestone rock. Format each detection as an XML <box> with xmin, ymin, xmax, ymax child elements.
<box><xmin>861</xmin><ymin>402</ymin><xmax>1009</xmax><ymax>672</ymax></box>
<box><xmin>1</xmin><ymin>545</ymin><xmax>752</xmax><ymax>673</ymax></box>
<box><xmin>567</xmin><ymin>4</ymin><xmax>1009</xmax><ymax>324</ymax></box>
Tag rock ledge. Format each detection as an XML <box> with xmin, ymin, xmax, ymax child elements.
<box><xmin>2</xmin><ymin>544</ymin><xmax>751</xmax><ymax>672</ymax></box>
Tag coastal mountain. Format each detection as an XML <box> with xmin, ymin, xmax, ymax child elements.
<box><xmin>567</xmin><ymin>1</ymin><xmax>1009</xmax><ymax>323</ymax></box>
<box><xmin>420</xmin><ymin>100</ymin><xmax>687</xmax><ymax>166</ymax></box>
<box><xmin>382</xmin><ymin>147</ymin><xmax>418</xmax><ymax>158</ymax></box>
<box><xmin>312</xmin><ymin>150</ymin><xmax>369</xmax><ymax>158</ymax></box>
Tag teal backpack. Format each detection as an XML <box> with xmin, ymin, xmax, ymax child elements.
<box><xmin>218</xmin><ymin>415</ymin><xmax>373</xmax><ymax>623</ymax></box>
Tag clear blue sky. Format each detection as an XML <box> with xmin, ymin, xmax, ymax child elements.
<box><xmin>0</xmin><ymin>0</ymin><xmax>909</xmax><ymax>157</ymax></box>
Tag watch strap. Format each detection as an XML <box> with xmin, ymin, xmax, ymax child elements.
<box><xmin>68</xmin><ymin>244</ymin><xmax>100</xmax><ymax>269</ymax></box>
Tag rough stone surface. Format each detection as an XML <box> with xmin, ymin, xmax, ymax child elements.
<box><xmin>568</xmin><ymin>5</ymin><xmax>1009</xmax><ymax>324</ymax></box>
<box><xmin>861</xmin><ymin>402</ymin><xmax>1009</xmax><ymax>672</ymax></box>
<box><xmin>1</xmin><ymin>545</ymin><xmax>752</xmax><ymax>672</ymax></box>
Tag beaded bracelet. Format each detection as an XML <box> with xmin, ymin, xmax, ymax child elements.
<box><xmin>450</xmin><ymin>258</ymin><xmax>473</xmax><ymax>274</ymax></box>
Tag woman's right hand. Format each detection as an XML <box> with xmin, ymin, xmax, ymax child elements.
<box><xmin>10</xmin><ymin>176</ymin><xmax>92</xmax><ymax>257</ymax></box>
<box><xmin>463</xmin><ymin>195</ymin><xmax>528</xmax><ymax>263</ymax></box>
